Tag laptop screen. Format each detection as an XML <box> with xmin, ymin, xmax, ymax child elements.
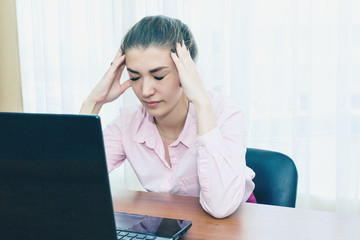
<box><xmin>0</xmin><ymin>113</ymin><xmax>117</xmax><ymax>240</ymax></box>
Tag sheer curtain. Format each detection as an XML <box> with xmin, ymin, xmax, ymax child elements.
<box><xmin>16</xmin><ymin>0</ymin><xmax>360</xmax><ymax>215</ymax></box>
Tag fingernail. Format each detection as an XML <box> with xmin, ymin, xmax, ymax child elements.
<box><xmin>111</xmin><ymin>62</ymin><xmax>113</xmax><ymax>65</ymax></box>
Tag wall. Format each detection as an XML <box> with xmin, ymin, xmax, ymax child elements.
<box><xmin>0</xmin><ymin>0</ymin><xmax>23</xmax><ymax>112</ymax></box>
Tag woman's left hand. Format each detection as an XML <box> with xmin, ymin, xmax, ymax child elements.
<box><xmin>170</xmin><ymin>41</ymin><xmax>208</xmax><ymax>106</ymax></box>
<box><xmin>171</xmin><ymin>41</ymin><xmax>217</xmax><ymax>135</ymax></box>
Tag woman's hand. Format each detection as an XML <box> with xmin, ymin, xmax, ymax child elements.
<box><xmin>170</xmin><ymin>41</ymin><xmax>217</xmax><ymax>135</ymax></box>
<box><xmin>170</xmin><ymin>41</ymin><xmax>208</xmax><ymax>106</ymax></box>
<box><xmin>80</xmin><ymin>50</ymin><xmax>131</xmax><ymax>114</ymax></box>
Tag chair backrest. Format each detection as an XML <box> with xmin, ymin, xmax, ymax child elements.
<box><xmin>245</xmin><ymin>148</ymin><xmax>298</xmax><ymax>207</ymax></box>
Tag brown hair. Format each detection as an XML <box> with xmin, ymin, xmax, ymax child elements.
<box><xmin>121</xmin><ymin>15</ymin><xmax>198</xmax><ymax>61</ymax></box>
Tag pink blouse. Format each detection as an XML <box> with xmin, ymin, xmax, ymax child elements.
<box><xmin>103</xmin><ymin>91</ymin><xmax>256</xmax><ymax>218</ymax></box>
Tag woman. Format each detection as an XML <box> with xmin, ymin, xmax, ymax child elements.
<box><xmin>80</xmin><ymin>15</ymin><xmax>255</xmax><ymax>218</ymax></box>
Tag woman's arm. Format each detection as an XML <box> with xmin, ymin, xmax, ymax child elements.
<box><xmin>195</xmin><ymin>105</ymin><xmax>253</xmax><ymax>218</ymax></box>
<box><xmin>103</xmin><ymin>114</ymin><xmax>127</xmax><ymax>173</ymax></box>
<box><xmin>80</xmin><ymin>50</ymin><xmax>130</xmax><ymax>171</ymax></box>
<box><xmin>80</xmin><ymin>50</ymin><xmax>131</xmax><ymax>114</ymax></box>
<box><xmin>170</xmin><ymin>41</ymin><xmax>217</xmax><ymax>136</ymax></box>
<box><xmin>171</xmin><ymin>43</ymin><xmax>254</xmax><ymax>218</ymax></box>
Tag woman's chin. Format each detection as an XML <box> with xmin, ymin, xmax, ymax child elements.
<box><xmin>144</xmin><ymin>105</ymin><xmax>164</xmax><ymax>117</ymax></box>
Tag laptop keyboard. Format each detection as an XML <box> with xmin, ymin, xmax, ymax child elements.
<box><xmin>116</xmin><ymin>229</ymin><xmax>157</xmax><ymax>240</ymax></box>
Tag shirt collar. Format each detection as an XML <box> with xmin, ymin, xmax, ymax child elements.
<box><xmin>133</xmin><ymin>108</ymin><xmax>159</xmax><ymax>150</ymax></box>
<box><xmin>133</xmin><ymin>103</ymin><xmax>198</xmax><ymax>149</ymax></box>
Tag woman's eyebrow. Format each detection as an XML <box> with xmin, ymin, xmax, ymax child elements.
<box><xmin>127</xmin><ymin>68</ymin><xmax>139</xmax><ymax>74</ymax></box>
<box><xmin>149</xmin><ymin>66</ymin><xmax>168</xmax><ymax>73</ymax></box>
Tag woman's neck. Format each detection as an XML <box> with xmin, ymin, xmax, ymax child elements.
<box><xmin>155</xmin><ymin>94</ymin><xmax>189</xmax><ymax>138</ymax></box>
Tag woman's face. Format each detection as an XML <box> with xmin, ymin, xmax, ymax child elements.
<box><xmin>125</xmin><ymin>46</ymin><xmax>186</xmax><ymax>120</ymax></box>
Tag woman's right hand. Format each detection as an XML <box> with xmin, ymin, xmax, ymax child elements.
<box><xmin>80</xmin><ymin>50</ymin><xmax>131</xmax><ymax>114</ymax></box>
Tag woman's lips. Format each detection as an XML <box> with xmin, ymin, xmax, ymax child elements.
<box><xmin>143</xmin><ymin>100</ymin><xmax>162</xmax><ymax>108</ymax></box>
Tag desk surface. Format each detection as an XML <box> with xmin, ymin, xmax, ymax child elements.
<box><xmin>112</xmin><ymin>190</ymin><xmax>360</xmax><ymax>240</ymax></box>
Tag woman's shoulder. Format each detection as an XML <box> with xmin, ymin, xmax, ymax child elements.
<box><xmin>107</xmin><ymin>104</ymin><xmax>147</xmax><ymax>129</ymax></box>
<box><xmin>119</xmin><ymin>104</ymin><xmax>147</xmax><ymax>124</ymax></box>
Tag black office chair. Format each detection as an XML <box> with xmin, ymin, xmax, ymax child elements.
<box><xmin>245</xmin><ymin>148</ymin><xmax>298</xmax><ymax>207</ymax></box>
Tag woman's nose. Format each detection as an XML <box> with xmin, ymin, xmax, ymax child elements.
<box><xmin>141</xmin><ymin>77</ymin><xmax>155</xmax><ymax>97</ymax></box>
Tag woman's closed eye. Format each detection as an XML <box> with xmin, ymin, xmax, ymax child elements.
<box><xmin>129</xmin><ymin>75</ymin><xmax>165</xmax><ymax>81</ymax></box>
<box><xmin>130</xmin><ymin>77</ymin><xmax>140</xmax><ymax>81</ymax></box>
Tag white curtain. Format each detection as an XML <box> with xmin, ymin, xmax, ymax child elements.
<box><xmin>16</xmin><ymin>0</ymin><xmax>360</xmax><ymax>215</ymax></box>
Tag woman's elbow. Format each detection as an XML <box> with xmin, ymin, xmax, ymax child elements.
<box><xmin>208</xmin><ymin>208</ymin><xmax>237</xmax><ymax>219</ymax></box>
<box><xmin>200</xmin><ymin>195</ymin><xmax>242</xmax><ymax>219</ymax></box>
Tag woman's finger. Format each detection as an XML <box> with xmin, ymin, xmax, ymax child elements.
<box><xmin>110</xmin><ymin>54</ymin><xmax>125</xmax><ymax>72</ymax></box>
<box><xmin>171</xmin><ymin>51</ymin><xmax>184</xmax><ymax>73</ymax></box>
<box><xmin>119</xmin><ymin>79</ymin><xmax>131</xmax><ymax>95</ymax></box>
<box><xmin>102</xmin><ymin>51</ymin><xmax>126</xmax><ymax>85</ymax></box>
<box><xmin>113</xmin><ymin>63</ymin><xmax>125</xmax><ymax>83</ymax></box>
<box><xmin>174</xmin><ymin>42</ymin><xmax>191</xmax><ymax>65</ymax></box>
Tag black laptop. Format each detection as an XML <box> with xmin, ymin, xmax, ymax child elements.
<box><xmin>0</xmin><ymin>112</ymin><xmax>192</xmax><ymax>240</ymax></box>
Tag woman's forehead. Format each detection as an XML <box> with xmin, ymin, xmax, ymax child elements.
<box><xmin>125</xmin><ymin>46</ymin><xmax>174</xmax><ymax>71</ymax></box>
<box><xmin>125</xmin><ymin>46</ymin><xmax>171</xmax><ymax>57</ymax></box>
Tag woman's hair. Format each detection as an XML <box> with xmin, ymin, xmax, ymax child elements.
<box><xmin>121</xmin><ymin>15</ymin><xmax>198</xmax><ymax>61</ymax></box>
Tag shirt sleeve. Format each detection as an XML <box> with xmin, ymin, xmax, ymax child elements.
<box><xmin>196</xmin><ymin>106</ymin><xmax>255</xmax><ymax>219</ymax></box>
<box><xmin>103</xmin><ymin>114</ymin><xmax>127</xmax><ymax>173</ymax></box>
